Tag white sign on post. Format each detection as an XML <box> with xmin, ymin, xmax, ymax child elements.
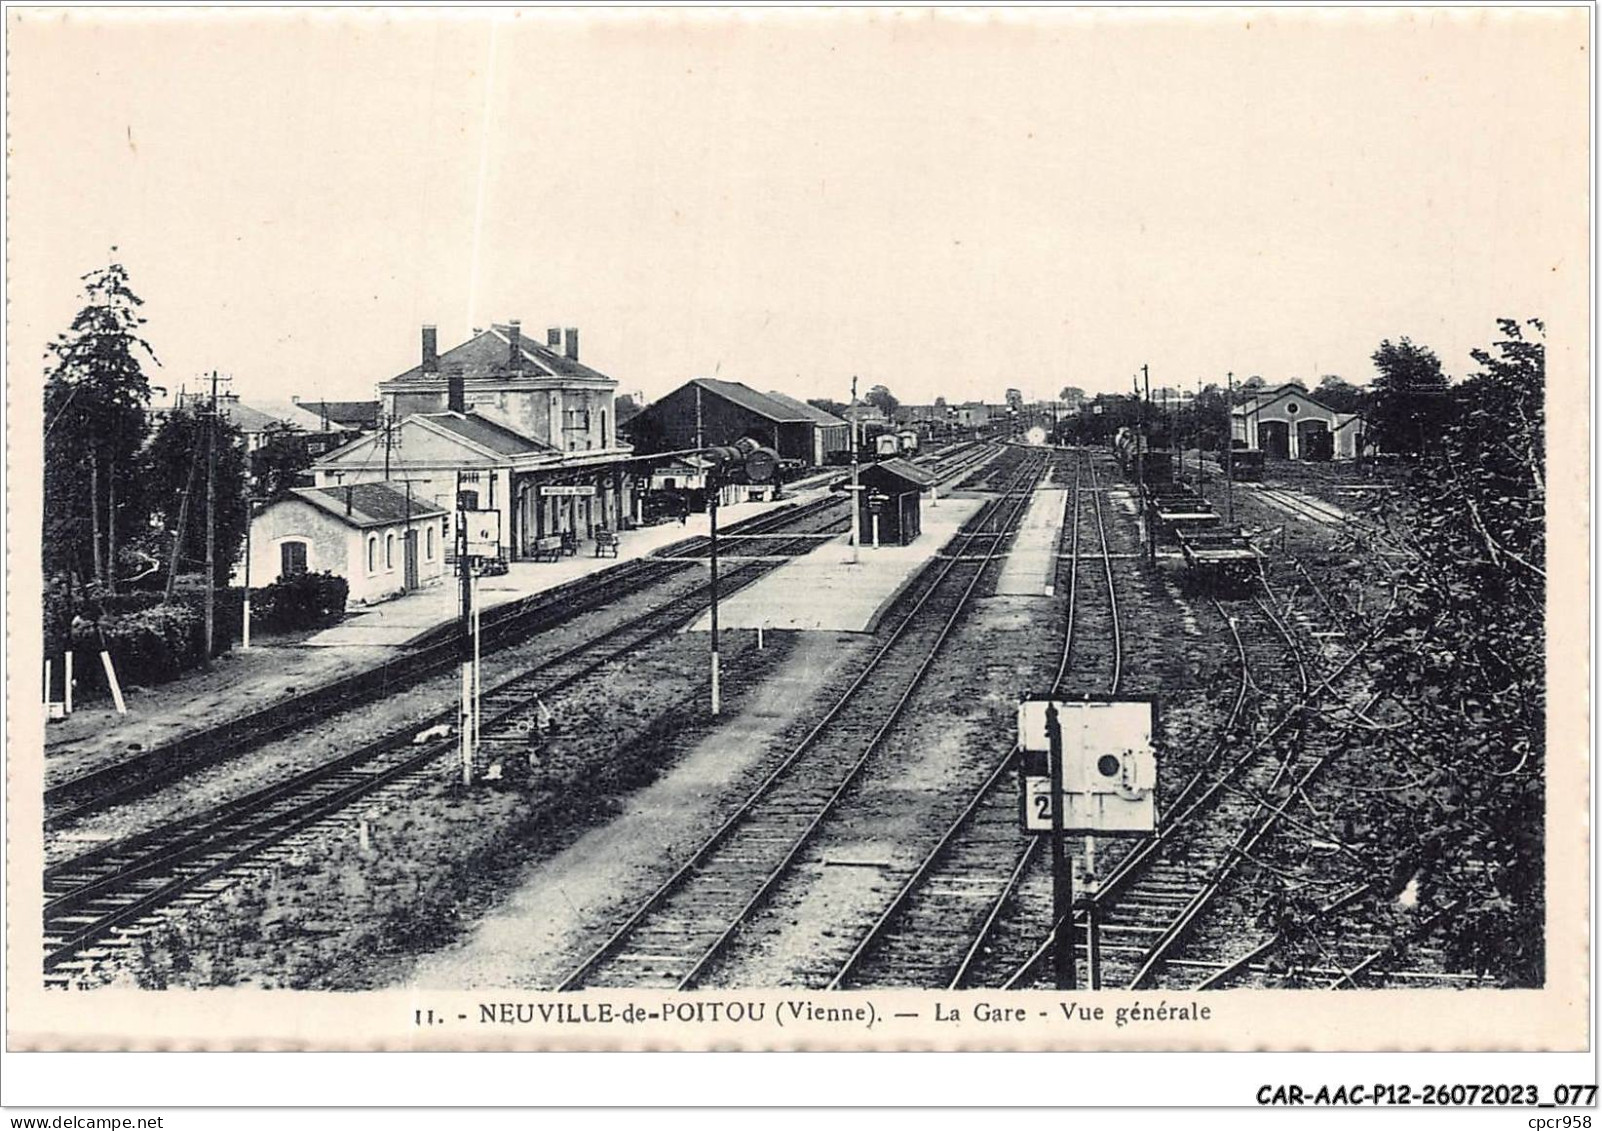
<box><xmin>463</xmin><ymin>509</ymin><xmax>502</xmax><ymax>558</ymax></box>
<box><xmin>1018</xmin><ymin>698</ymin><xmax>1158</xmax><ymax>835</ymax></box>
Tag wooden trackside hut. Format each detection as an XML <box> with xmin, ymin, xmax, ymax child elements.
<box><xmin>857</xmin><ymin>458</ymin><xmax>940</xmax><ymax>547</ymax></box>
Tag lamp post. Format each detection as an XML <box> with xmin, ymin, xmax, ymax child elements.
<box><xmin>699</xmin><ymin>438</ymin><xmax>779</xmax><ymax>718</ymax></box>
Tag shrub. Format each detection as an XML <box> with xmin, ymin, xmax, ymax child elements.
<box><xmin>252</xmin><ymin>571</ymin><xmax>348</xmax><ymax>632</ymax></box>
<box><xmin>72</xmin><ymin>602</ymin><xmax>201</xmax><ymax>686</ymax></box>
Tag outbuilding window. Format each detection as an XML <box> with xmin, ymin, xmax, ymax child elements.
<box><xmin>367</xmin><ymin>535</ymin><xmax>378</xmax><ymax>574</ymax></box>
<box><xmin>425</xmin><ymin>526</ymin><xmax>435</xmax><ymax>560</ymax></box>
<box><xmin>385</xmin><ymin>532</ymin><xmax>396</xmax><ymax>570</ymax></box>
<box><xmin>280</xmin><ymin>540</ymin><xmax>308</xmax><ymax>578</ymax></box>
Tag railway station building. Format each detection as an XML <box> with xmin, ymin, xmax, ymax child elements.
<box><xmin>311</xmin><ymin>322</ymin><xmax>638</xmax><ymax>560</ymax></box>
<box><xmin>1231</xmin><ymin>383</ymin><xmax>1367</xmax><ymax>460</ymax></box>
<box><xmin>241</xmin><ymin>483</ymin><xmax>449</xmax><ymax>604</ymax></box>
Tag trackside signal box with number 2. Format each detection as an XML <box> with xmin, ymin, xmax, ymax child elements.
<box><xmin>1018</xmin><ymin>697</ymin><xmax>1159</xmax><ymax>835</ymax></box>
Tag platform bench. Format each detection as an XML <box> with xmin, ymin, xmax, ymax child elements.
<box><xmin>533</xmin><ymin>535</ymin><xmax>564</xmax><ymax>563</ymax></box>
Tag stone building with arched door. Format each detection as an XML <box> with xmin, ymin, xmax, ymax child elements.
<box><xmin>1231</xmin><ymin>383</ymin><xmax>1367</xmax><ymax>461</ymax></box>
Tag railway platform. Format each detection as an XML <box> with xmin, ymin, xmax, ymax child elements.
<box><xmin>304</xmin><ymin>489</ymin><xmax>829</xmax><ymax>647</ymax></box>
<box><xmin>994</xmin><ymin>488</ymin><xmax>1067</xmax><ymax>596</ymax></box>
<box><xmin>686</xmin><ymin>495</ymin><xmax>987</xmax><ymax>633</ymax></box>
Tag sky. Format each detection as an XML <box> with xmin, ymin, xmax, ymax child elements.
<box><xmin>7</xmin><ymin>8</ymin><xmax>1590</xmax><ymax>412</ymax></box>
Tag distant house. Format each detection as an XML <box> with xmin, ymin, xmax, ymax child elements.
<box><xmin>1232</xmin><ymin>383</ymin><xmax>1366</xmax><ymax>460</ymax></box>
<box><xmin>241</xmin><ymin>482</ymin><xmax>448</xmax><ymax>605</ymax></box>
<box><xmin>290</xmin><ymin>398</ymin><xmax>382</xmax><ymax>432</ymax></box>
<box><xmin>952</xmin><ymin>402</ymin><xmax>992</xmax><ymax>428</ymax></box>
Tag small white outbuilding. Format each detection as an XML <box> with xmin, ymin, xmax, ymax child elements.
<box><xmin>242</xmin><ymin>482</ymin><xmax>449</xmax><ymax>606</ymax></box>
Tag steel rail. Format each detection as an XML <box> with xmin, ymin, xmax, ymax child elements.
<box><xmin>999</xmin><ymin>595</ymin><xmax>1336</xmax><ymax>989</ymax></box>
<box><xmin>676</xmin><ymin>454</ymin><xmax>1049</xmax><ymax>990</ymax></box>
<box><xmin>43</xmin><ymin>496</ymin><xmax>843</xmax><ymax>826</ymax></box>
<box><xmin>43</xmin><ymin>508</ymin><xmax>862</xmax><ymax>972</ymax></box>
<box><xmin>556</xmin><ymin>450</ymin><xmax>1048</xmax><ymax>992</ymax></box>
<box><xmin>829</xmin><ymin>447</ymin><xmax>1128</xmax><ymax>991</ymax></box>
<box><xmin>48</xmin><ymin>445</ymin><xmax>1002</xmax><ymax>828</ymax></box>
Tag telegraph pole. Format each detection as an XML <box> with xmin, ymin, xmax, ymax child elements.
<box><xmin>457</xmin><ymin>470</ymin><xmax>474</xmax><ymax>784</ymax></box>
<box><xmin>1225</xmin><ymin>371</ymin><xmax>1236</xmax><ymax>525</ymax></box>
<box><xmin>1046</xmin><ymin>701</ymin><xmax>1076</xmax><ymax>990</ymax></box>
<box><xmin>203</xmin><ymin>370</ymin><xmax>224</xmax><ymax>669</ymax></box>
<box><xmin>708</xmin><ymin>465</ymin><xmax>722</xmax><ymax>716</ymax></box>
<box><xmin>849</xmin><ymin>376</ymin><xmax>861</xmax><ymax>565</ymax></box>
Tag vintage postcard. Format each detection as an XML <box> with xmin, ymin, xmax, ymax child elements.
<box><xmin>4</xmin><ymin>5</ymin><xmax>1590</xmax><ymax>1071</ymax></box>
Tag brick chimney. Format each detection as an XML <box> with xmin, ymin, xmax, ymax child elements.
<box><xmin>422</xmin><ymin>325</ymin><xmax>439</xmax><ymax>373</ymax></box>
<box><xmin>564</xmin><ymin>327</ymin><xmax>579</xmax><ymax>361</ymax></box>
<box><xmin>447</xmin><ymin>364</ymin><xmax>466</xmax><ymax>414</ymax></box>
<box><xmin>507</xmin><ymin>320</ymin><xmax>523</xmax><ymax>370</ymax></box>
<box><xmin>547</xmin><ymin>326</ymin><xmax>561</xmax><ymax>350</ymax></box>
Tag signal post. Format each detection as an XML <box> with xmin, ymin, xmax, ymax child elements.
<box><xmin>1019</xmin><ymin>695</ymin><xmax>1159</xmax><ymax>990</ymax></box>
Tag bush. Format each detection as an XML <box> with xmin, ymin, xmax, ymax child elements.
<box><xmin>72</xmin><ymin>602</ymin><xmax>202</xmax><ymax>687</ymax></box>
<box><xmin>50</xmin><ymin>581</ymin><xmax>247</xmax><ymax>695</ymax></box>
<box><xmin>252</xmin><ymin>571</ymin><xmax>348</xmax><ymax>632</ymax></box>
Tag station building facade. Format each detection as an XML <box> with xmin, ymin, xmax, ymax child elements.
<box><xmin>312</xmin><ymin>322</ymin><xmax>637</xmax><ymax>560</ymax></box>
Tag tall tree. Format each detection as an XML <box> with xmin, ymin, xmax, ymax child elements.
<box><xmin>865</xmin><ymin>384</ymin><xmax>899</xmax><ymax>419</ymax></box>
<box><xmin>1314</xmin><ymin>374</ymin><xmax>1369</xmax><ymax>414</ymax></box>
<box><xmin>1356</xmin><ymin>318</ymin><xmax>1545</xmax><ymax>984</ymax></box>
<box><xmin>43</xmin><ymin>256</ymin><xmax>160</xmax><ymax>589</ymax></box>
<box><xmin>807</xmin><ymin>397</ymin><xmax>850</xmax><ymax>419</ymax></box>
<box><xmin>146</xmin><ymin>406</ymin><xmax>249</xmax><ymax>587</ymax></box>
<box><xmin>250</xmin><ymin>422</ymin><xmax>315</xmax><ymax>499</ymax></box>
<box><xmin>1370</xmin><ymin>337</ymin><xmax>1453</xmax><ymax>456</ymax></box>
<box><xmin>613</xmin><ymin>392</ymin><xmax>644</xmax><ymax>427</ymax></box>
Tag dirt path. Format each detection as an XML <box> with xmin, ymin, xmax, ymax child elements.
<box><xmin>43</xmin><ymin>641</ymin><xmax>387</xmax><ymax>780</ymax></box>
<box><xmin>407</xmin><ymin>632</ymin><xmax>872</xmax><ymax>990</ymax></box>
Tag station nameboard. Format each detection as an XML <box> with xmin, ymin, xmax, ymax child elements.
<box><xmin>1018</xmin><ymin>698</ymin><xmax>1158</xmax><ymax>836</ymax></box>
<box><xmin>541</xmin><ymin>485</ymin><xmax>595</xmax><ymax>497</ymax></box>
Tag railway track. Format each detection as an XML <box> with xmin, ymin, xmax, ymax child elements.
<box><xmin>556</xmin><ymin>451</ymin><xmax>1050</xmax><ymax>991</ymax></box>
<box><xmin>46</xmin><ymin>443</ymin><xmax>999</xmax><ymax>828</ymax></box>
<box><xmin>827</xmin><ymin>447</ymin><xmax>1125</xmax><ymax>990</ymax></box>
<box><xmin>990</xmin><ymin>590</ymin><xmax>1395</xmax><ymax>990</ymax></box>
<box><xmin>44</xmin><ymin>443</ymin><xmax>1006</xmax><ymax>982</ymax></box>
<box><xmin>41</xmin><ymin>499</ymin><xmax>876</xmax><ymax>980</ymax></box>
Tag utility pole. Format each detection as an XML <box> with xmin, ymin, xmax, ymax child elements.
<box><xmin>849</xmin><ymin>376</ymin><xmax>861</xmax><ymax>565</ymax></box>
<box><xmin>708</xmin><ymin>465</ymin><xmax>722</xmax><ymax>716</ymax></box>
<box><xmin>382</xmin><ymin>413</ymin><xmax>395</xmax><ymax>481</ymax></box>
<box><xmin>242</xmin><ymin>492</ymin><xmax>253</xmax><ymax>649</ymax></box>
<box><xmin>203</xmin><ymin>370</ymin><xmax>226</xmax><ymax>669</ymax></box>
<box><xmin>1225</xmin><ymin>371</ymin><xmax>1236</xmax><ymax>525</ymax></box>
<box><xmin>456</xmin><ymin>470</ymin><xmax>474</xmax><ymax>784</ymax></box>
<box><xmin>1046</xmin><ymin>701</ymin><xmax>1075</xmax><ymax>990</ymax></box>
